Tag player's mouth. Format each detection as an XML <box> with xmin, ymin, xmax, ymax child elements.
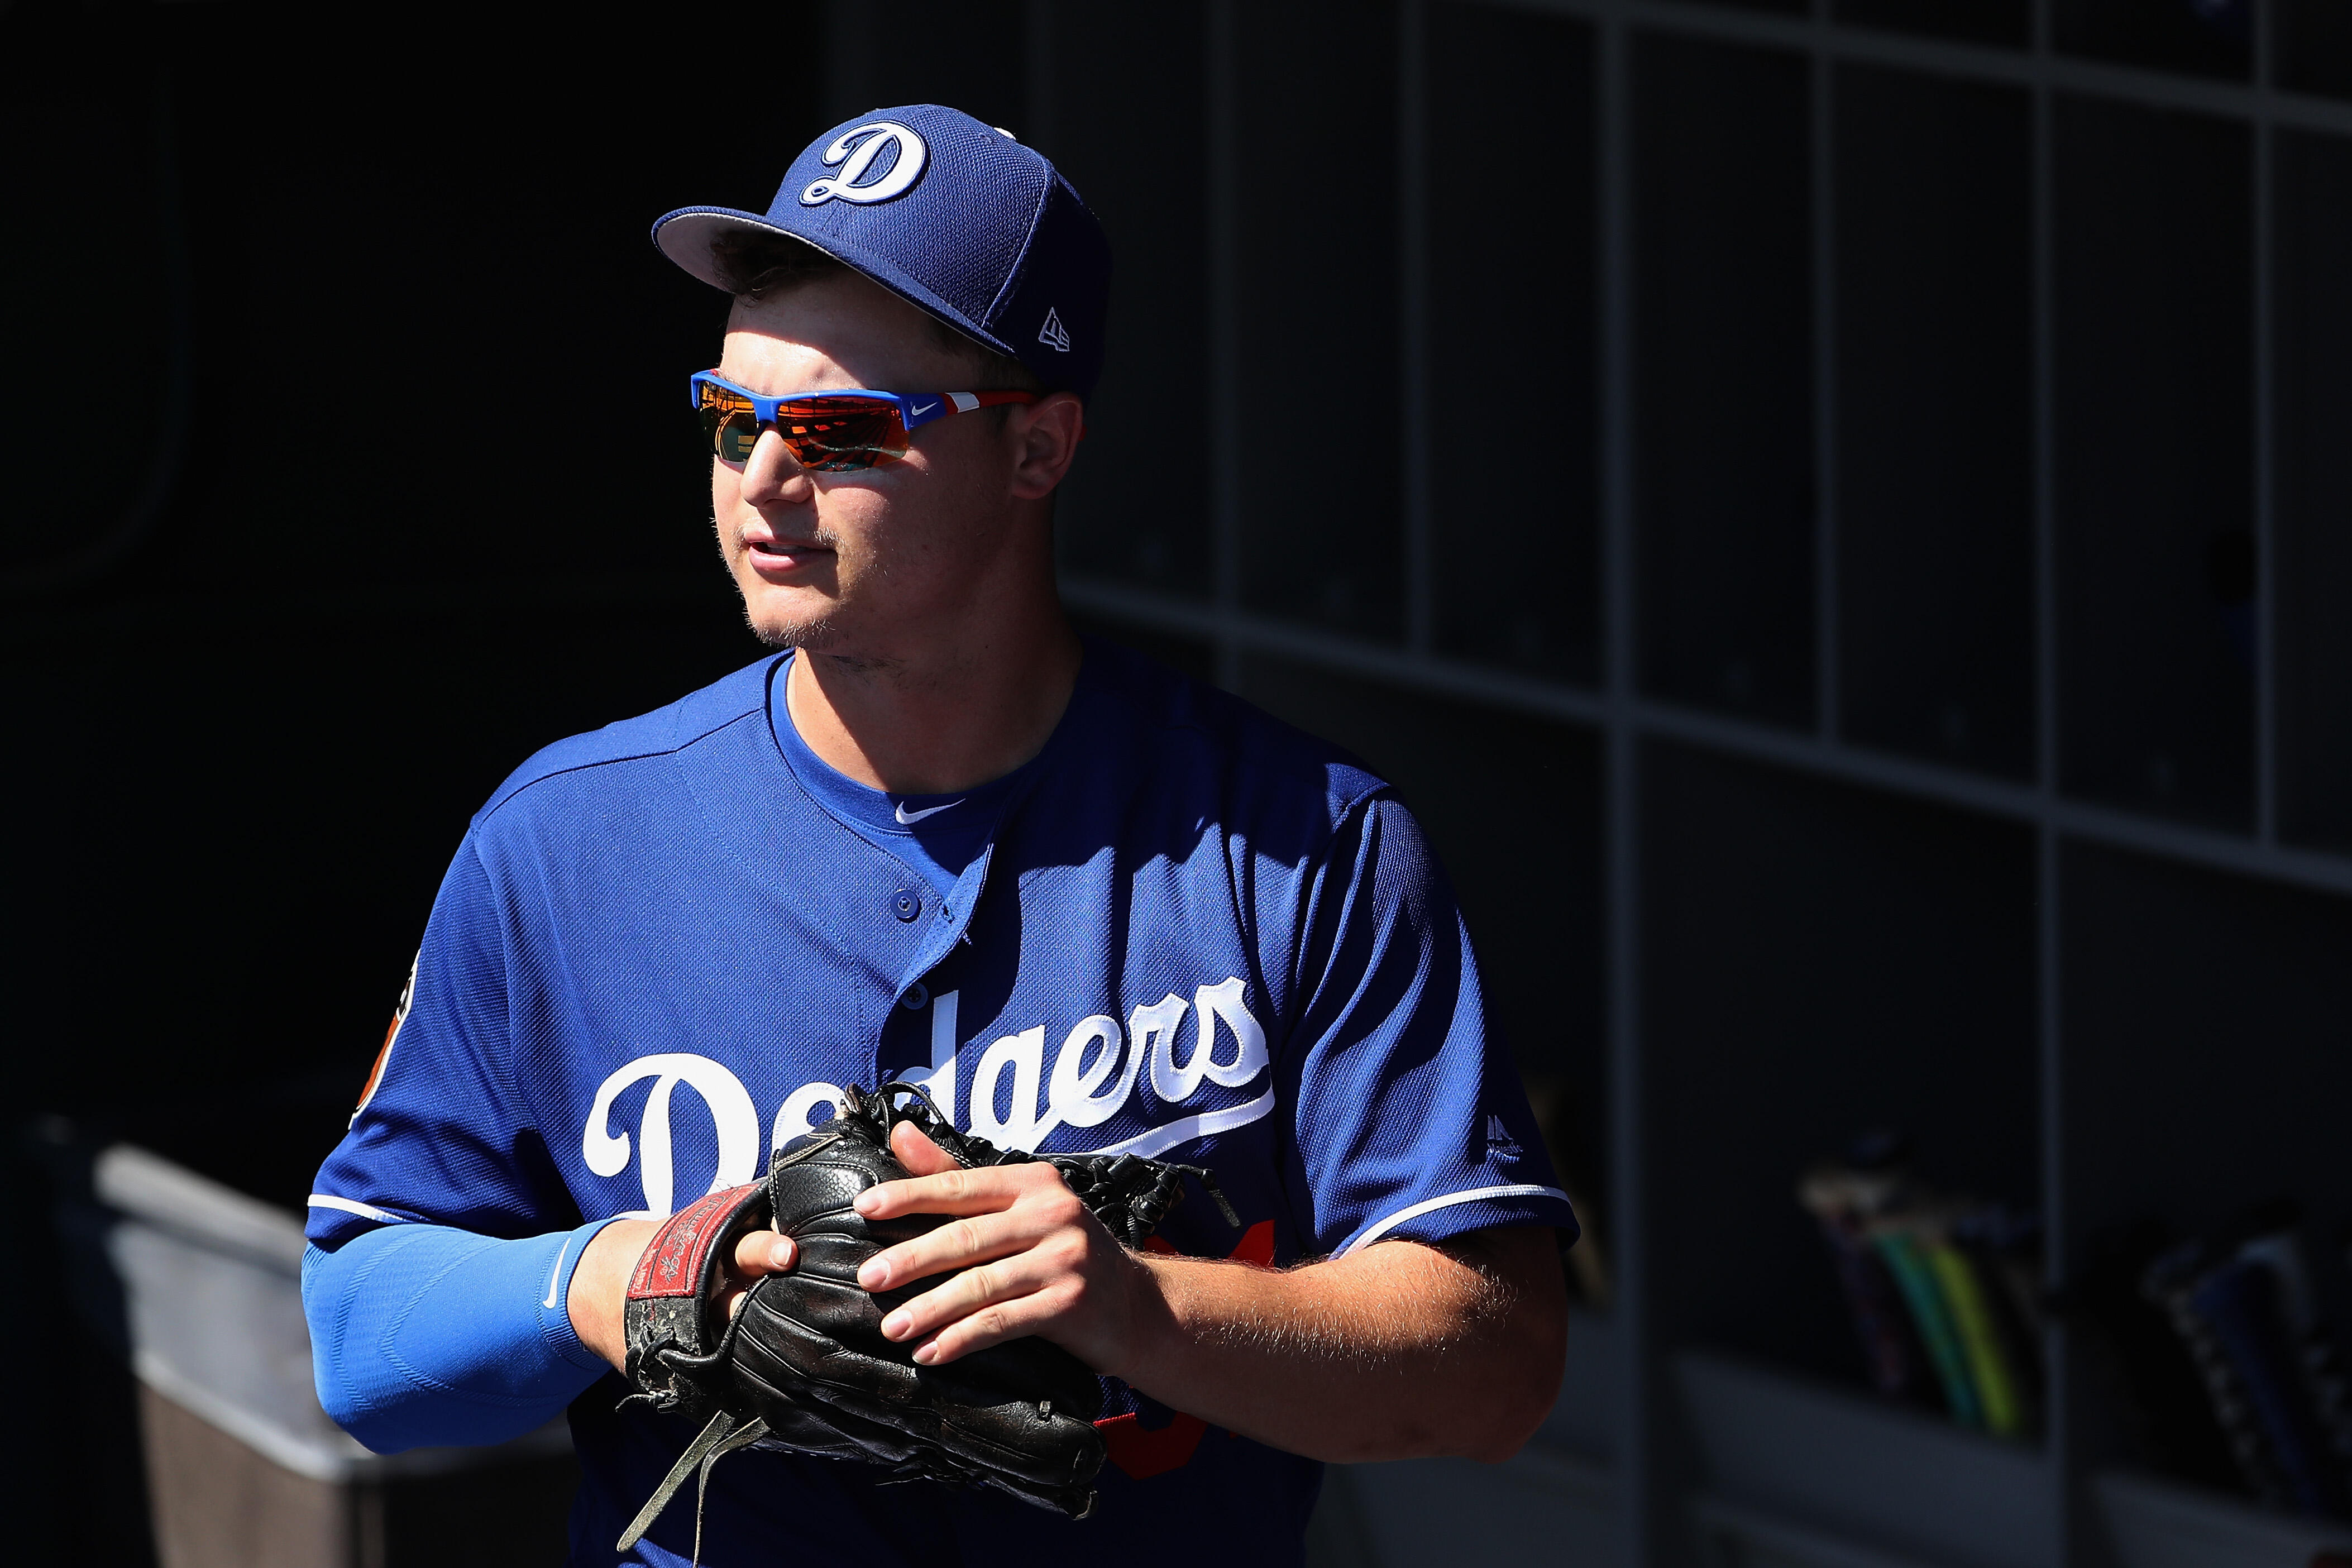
<box><xmin>740</xmin><ymin>525</ymin><xmax>833</xmax><ymax>577</ymax></box>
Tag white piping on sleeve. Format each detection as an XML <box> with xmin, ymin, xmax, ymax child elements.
<box><xmin>1337</xmin><ymin>1183</ymin><xmax>1574</xmax><ymax>1256</ymax></box>
<box><xmin>307</xmin><ymin>1194</ymin><xmax>400</xmax><ymax>1223</ymax></box>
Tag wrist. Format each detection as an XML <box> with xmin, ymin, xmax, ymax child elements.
<box><xmin>567</xmin><ymin>1217</ymin><xmax>658</xmax><ymax>1372</ymax></box>
<box><xmin>542</xmin><ymin>1216</ymin><xmax>634</xmax><ymax>1371</ymax></box>
<box><xmin>1102</xmin><ymin>1250</ymin><xmax>1197</xmax><ymax>1390</ymax></box>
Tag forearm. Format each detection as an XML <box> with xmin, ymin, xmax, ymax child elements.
<box><xmin>1115</xmin><ymin>1228</ymin><xmax>1567</xmax><ymax>1464</ymax></box>
<box><xmin>302</xmin><ymin>1218</ymin><xmax>622</xmax><ymax>1452</ymax></box>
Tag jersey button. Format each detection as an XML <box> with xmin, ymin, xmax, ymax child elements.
<box><xmin>901</xmin><ymin>982</ymin><xmax>930</xmax><ymax>1010</ymax></box>
<box><xmin>891</xmin><ymin>888</ymin><xmax>921</xmax><ymax>922</ymax></box>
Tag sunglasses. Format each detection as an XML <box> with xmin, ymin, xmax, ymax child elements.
<box><xmin>690</xmin><ymin>371</ymin><xmax>1038</xmax><ymax>471</ymax></box>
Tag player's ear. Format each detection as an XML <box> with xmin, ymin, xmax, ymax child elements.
<box><xmin>1007</xmin><ymin>391</ymin><xmax>1084</xmax><ymax>501</ymax></box>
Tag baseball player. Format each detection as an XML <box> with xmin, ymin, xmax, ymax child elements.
<box><xmin>303</xmin><ymin>104</ymin><xmax>1576</xmax><ymax>1566</ymax></box>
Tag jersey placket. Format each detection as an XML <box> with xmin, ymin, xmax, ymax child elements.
<box><xmin>874</xmin><ymin>841</ymin><xmax>995</xmax><ymax>1102</ymax></box>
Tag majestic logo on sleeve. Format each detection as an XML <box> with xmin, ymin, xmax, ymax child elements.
<box><xmin>800</xmin><ymin>122</ymin><xmax>928</xmax><ymax>207</ymax></box>
<box><xmin>580</xmin><ymin>979</ymin><xmax>1273</xmax><ymax>1216</ymax></box>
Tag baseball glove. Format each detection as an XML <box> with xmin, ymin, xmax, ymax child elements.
<box><xmin>614</xmin><ymin>1081</ymin><xmax>1236</xmax><ymax>1555</ymax></box>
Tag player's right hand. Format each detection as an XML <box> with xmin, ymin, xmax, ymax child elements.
<box><xmin>568</xmin><ymin>1217</ymin><xmax>800</xmax><ymax>1371</ymax></box>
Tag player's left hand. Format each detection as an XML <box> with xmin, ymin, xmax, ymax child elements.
<box><xmin>852</xmin><ymin>1121</ymin><xmax>1163</xmax><ymax>1375</ymax></box>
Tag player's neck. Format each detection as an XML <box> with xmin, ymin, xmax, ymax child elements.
<box><xmin>783</xmin><ymin>596</ymin><xmax>1083</xmax><ymax>797</ymax></box>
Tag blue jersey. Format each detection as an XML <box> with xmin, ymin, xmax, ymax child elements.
<box><xmin>309</xmin><ymin>639</ymin><xmax>1575</xmax><ymax>1567</ymax></box>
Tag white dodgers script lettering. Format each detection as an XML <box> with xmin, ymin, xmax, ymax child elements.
<box><xmin>969</xmin><ymin>1025</ymin><xmax>1049</xmax><ymax>1150</ymax></box>
<box><xmin>583</xmin><ymin>1053</ymin><xmax>761</xmax><ymax>1217</ymax></box>
<box><xmin>772</xmin><ymin>1082</ymin><xmax>848</xmax><ymax>1148</ymax></box>
<box><xmin>1046</xmin><ymin>1014</ymin><xmax>1132</xmax><ymax>1129</ymax></box>
<box><xmin>1189</xmin><ymin>977</ymin><xmax>1270</xmax><ymax>1088</ymax></box>
<box><xmin>1135</xmin><ymin>993</ymin><xmax>1197</xmax><ymax>1105</ymax></box>
<box><xmin>582</xmin><ymin>982</ymin><xmax>1270</xmax><ymax>1203</ymax></box>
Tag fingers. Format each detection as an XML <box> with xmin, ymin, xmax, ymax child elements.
<box><xmin>855</xmin><ymin>1173</ymin><xmax>1089</xmax><ymax>1290</ymax></box>
<box><xmin>855</xmin><ymin>1159</ymin><xmax>1067</xmax><ymax>1222</ymax></box>
<box><xmin>907</xmin><ymin>1295</ymin><xmax>1062</xmax><ymax>1366</ymax></box>
<box><xmin>890</xmin><ymin>1119</ymin><xmax>962</xmax><ymax>1177</ymax></box>
<box><xmin>730</xmin><ymin>1228</ymin><xmax>797</xmax><ymax>1277</ymax></box>
<box><xmin>843</xmin><ymin>1145</ymin><xmax>1127</xmax><ymax>1369</ymax></box>
<box><xmin>857</xmin><ymin>1207</ymin><xmax>1052</xmax><ymax>1291</ymax></box>
<box><xmin>722</xmin><ymin>1230</ymin><xmax>798</xmax><ymax>1322</ymax></box>
<box><xmin>879</xmin><ymin>1241</ymin><xmax>1093</xmax><ymax>1364</ymax></box>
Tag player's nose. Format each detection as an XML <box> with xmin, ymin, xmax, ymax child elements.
<box><xmin>738</xmin><ymin>427</ymin><xmax>814</xmax><ymax>506</ymax></box>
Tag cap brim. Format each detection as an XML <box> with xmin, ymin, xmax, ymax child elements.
<box><xmin>651</xmin><ymin>205</ymin><xmax>1025</xmax><ymax>370</ymax></box>
<box><xmin>651</xmin><ymin>207</ymin><xmax>785</xmax><ymax>291</ymax></box>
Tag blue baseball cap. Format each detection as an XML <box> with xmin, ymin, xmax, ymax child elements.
<box><xmin>653</xmin><ymin>104</ymin><xmax>1112</xmax><ymax>400</ymax></box>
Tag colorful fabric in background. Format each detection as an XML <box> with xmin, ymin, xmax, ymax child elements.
<box><xmin>2138</xmin><ymin>1211</ymin><xmax>2352</xmax><ymax>1521</ymax></box>
<box><xmin>307</xmin><ymin>638</ymin><xmax>1576</xmax><ymax>1568</ymax></box>
<box><xmin>1798</xmin><ymin>1139</ymin><xmax>2045</xmax><ymax>1442</ymax></box>
<box><xmin>1805</xmin><ymin>1139</ymin><xmax>2352</xmax><ymax>1527</ymax></box>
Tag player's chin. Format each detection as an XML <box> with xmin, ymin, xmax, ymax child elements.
<box><xmin>738</xmin><ymin>583</ymin><xmax>842</xmax><ymax>652</ymax></box>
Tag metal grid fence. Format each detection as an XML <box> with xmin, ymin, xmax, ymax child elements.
<box><xmin>1036</xmin><ymin>2</ymin><xmax>2352</xmax><ymax>1561</ymax></box>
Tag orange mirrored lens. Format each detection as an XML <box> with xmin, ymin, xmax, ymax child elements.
<box><xmin>770</xmin><ymin>398</ymin><xmax>908</xmax><ymax>471</ymax></box>
<box><xmin>697</xmin><ymin>386</ymin><xmax>762</xmax><ymax>463</ymax></box>
<box><xmin>696</xmin><ymin>386</ymin><xmax>910</xmax><ymax>471</ymax></box>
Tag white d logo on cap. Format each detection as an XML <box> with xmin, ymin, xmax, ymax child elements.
<box><xmin>801</xmin><ymin>122</ymin><xmax>929</xmax><ymax>207</ymax></box>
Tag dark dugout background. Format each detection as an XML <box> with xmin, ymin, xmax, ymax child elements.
<box><xmin>9</xmin><ymin>1</ymin><xmax>2352</xmax><ymax>1566</ymax></box>
<box><xmin>1</xmin><ymin>5</ymin><xmax>838</xmax><ymax>1144</ymax></box>
<box><xmin>0</xmin><ymin>6</ymin><xmax>839</xmax><ymax>1556</ymax></box>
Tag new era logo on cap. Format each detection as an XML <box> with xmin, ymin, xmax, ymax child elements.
<box><xmin>651</xmin><ymin>104</ymin><xmax>1112</xmax><ymax>399</ymax></box>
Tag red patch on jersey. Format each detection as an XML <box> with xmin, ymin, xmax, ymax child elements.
<box><xmin>1141</xmin><ymin>1218</ymin><xmax>1274</xmax><ymax>1267</ymax></box>
<box><xmin>1095</xmin><ymin>1408</ymin><xmax>1207</xmax><ymax>1479</ymax></box>
<box><xmin>627</xmin><ymin>1183</ymin><xmax>759</xmax><ymax>1299</ymax></box>
<box><xmin>1097</xmin><ymin>1220</ymin><xmax>1278</xmax><ymax>1478</ymax></box>
<box><xmin>356</xmin><ymin>957</ymin><xmax>418</xmax><ymax>1115</ymax></box>
<box><xmin>355</xmin><ymin>1016</ymin><xmax>399</xmax><ymax>1111</ymax></box>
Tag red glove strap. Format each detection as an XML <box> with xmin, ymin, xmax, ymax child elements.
<box><xmin>627</xmin><ymin>1183</ymin><xmax>762</xmax><ymax>1300</ymax></box>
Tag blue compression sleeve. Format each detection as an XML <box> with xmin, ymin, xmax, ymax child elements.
<box><xmin>302</xmin><ymin>1216</ymin><xmax>623</xmax><ymax>1452</ymax></box>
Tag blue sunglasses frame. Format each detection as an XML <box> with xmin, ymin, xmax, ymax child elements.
<box><xmin>689</xmin><ymin>370</ymin><xmax>1037</xmax><ymax>469</ymax></box>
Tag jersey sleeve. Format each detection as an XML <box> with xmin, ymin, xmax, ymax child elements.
<box><xmin>1278</xmin><ymin>792</ymin><xmax>1580</xmax><ymax>1259</ymax></box>
<box><xmin>307</xmin><ymin>836</ymin><xmax>572</xmax><ymax>1249</ymax></box>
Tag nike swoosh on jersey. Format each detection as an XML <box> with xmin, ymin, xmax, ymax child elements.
<box><xmin>894</xmin><ymin>799</ymin><xmax>963</xmax><ymax>824</ymax></box>
<box><xmin>543</xmin><ymin>1236</ymin><xmax>573</xmax><ymax>1309</ymax></box>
